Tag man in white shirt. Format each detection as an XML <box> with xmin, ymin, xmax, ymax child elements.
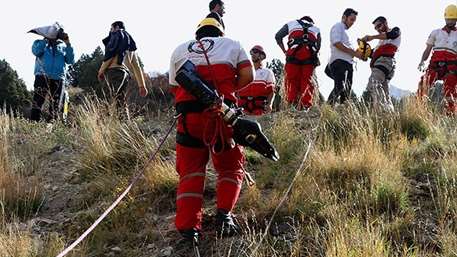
<box><xmin>237</xmin><ymin>45</ymin><xmax>276</xmax><ymax>115</ymax></box>
<box><xmin>326</xmin><ymin>8</ymin><xmax>364</xmax><ymax>105</ymax></box>
<box><xmin>417</xmin><ymin>4</ymin><xmax>457</xmax><ymax>114</ymax></box>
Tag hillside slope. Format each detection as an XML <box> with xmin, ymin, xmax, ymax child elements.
<box><xmin>1</xmin><ymin>98</ymin><xmax>456</xmax><ymax>257</ymax></box>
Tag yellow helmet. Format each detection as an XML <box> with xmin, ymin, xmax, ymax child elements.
<box><xmin>356</xmin><ymin>39</ymin><xmax>372</xmax><ymax>61</ymax></box>
<box><xmin>445</xmin><ymin>4</ymin><xmax>457</xmax><ymax>19</ymax></box>
<box><xmin>196</xmin><ymin>18</ymin><xmax>225</xmax><ymax>34</ymax></box>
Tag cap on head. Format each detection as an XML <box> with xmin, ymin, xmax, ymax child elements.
<box><xmin>250</xmin><ymin>45</ymin><xmax>266</xmax><ymax>60</ymax></box>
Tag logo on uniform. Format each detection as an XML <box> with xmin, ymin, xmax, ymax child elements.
<box><xmin>188</xmin><ymin>39</ymin><xmax>215</xmax><ymax>54</ymax></box>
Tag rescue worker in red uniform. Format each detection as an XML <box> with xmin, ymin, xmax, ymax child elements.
<box><xmin>418</xmin><ymin>4</ymin><xmax>457</xmax><ymax>114</ymax></box>
<box><xmin>237</xmin><ymin>45</ymin><xmax>276</xmax><ymax>116</ymax></box>
<box><xmin>362</xmin><ymin>16</ymin><xmax>401</xmax><ymax>111</ymax></box>
<box><xmin>275</xmin><ymin>16</ymin><xmax>321</xmax><ymax>110</ymax></box>
<box><xmin>168</xmin><ymin>17</ymin><xmax>253</xmax><ymax>245</ymax></box>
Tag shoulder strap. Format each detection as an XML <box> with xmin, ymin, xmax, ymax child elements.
<box><xmin>296</xmin><ymin>20</ymin><xmax>312</xmax><ymax>34</ymax></box>
<box><xmin>197</xmin><ymin>40</ymin><xmax>220</xmax><ymax>93</ymax></box>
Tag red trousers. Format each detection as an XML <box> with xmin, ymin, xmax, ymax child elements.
<box><xmin>418</xmin><ymin>51</ymin><xmax>457</xmax><ymax>114</ymax></box>
<box><xmin>175</xmin><ymin>112</ymin><xmax>245</xmax><ymax>231</ymax></box>
<box><xmin>444</xmin><ymin>74</ymin><xmax>457</xmax><ymax>113</ymax></box>
<box><xmin>237</xmin><ymin>81</ymin><xmax>274</xmax><ymax>116</ymax></box>
<box><xmin>284</xmin><ymin>63</ymin><xmax>315</xmax><ymax>108</ymax></box>
<box><xmin>419</xmin><ymin>67</ymin><xmax>457</xmax><ymax>114</ymax></box>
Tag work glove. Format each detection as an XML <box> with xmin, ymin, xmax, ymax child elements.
<box><xmin>418</xmin><ymin>61</ymin><xmax>426</xmax><ymax>72</ymax></box>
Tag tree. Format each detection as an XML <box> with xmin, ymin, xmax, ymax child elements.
<box><xmin>266</xmin><ymin>58</ymin><xmax>284</xmax><ymax>85</ymax></box>
<box><xmin>69</xmin><ymin>46</ymin><xmax>105</xmax><ymax>96</ymax></box>
<box><xmin>266</xmin><ymin>58</ymin><xmax>285</xmax><ymax>111</ymax></box>
<box><xmin>0</xmin><ymin>59</ymin><xmax>31</xmax><ymax>112</ymax></box>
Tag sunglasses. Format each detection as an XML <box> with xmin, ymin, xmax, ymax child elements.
<box><xmin>375</xmin><ymin>23</ymin><xmax>384</xmax><ymax>30</ymax></box>
<box><xmin>251</xmin><ymin>49</ymin><xmax>262</xmax><ymax>54</ymax></box>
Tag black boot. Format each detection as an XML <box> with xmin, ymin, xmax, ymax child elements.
<box><xmin>215</xmin><ymin>209</ymin><xmax>240</xmax><ymax>237</ymax></box>
<box><xmin>175</xmin><ymin>228</ymin><xmax>201</xmax><ymax>257</ymax></box>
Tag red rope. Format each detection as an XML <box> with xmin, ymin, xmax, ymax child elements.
<box><xmin>197</xmin><ymin>40</ymin><xmax>229</xmax><ymax>154</ymax></box>
<box><xmin>202</xmin><ymin>108</ymin><xmax>227</xmax><ymax>155</ymax></box>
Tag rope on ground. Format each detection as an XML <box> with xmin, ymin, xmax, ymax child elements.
<box><xmin>249</xmin><ymin>110</ymin><xmax>323</xmax><ymax>256</ymax></box>
<box><xmin>56</xmin><ymin>116</ymin><xmax>178</xmax><ymax>257</ymax></box>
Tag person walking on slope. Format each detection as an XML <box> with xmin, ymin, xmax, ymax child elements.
<box><xmin>362</xmin><ymin>16</ymin><xmax>401</xmax><ymax>111</ymax></box>
<box><xmin>417</xmin><ymin>4</ymin><xmax>457</xmax><ymax>114</ymax></box>
<box><xmin>207</xmin><ymin>0</ymin><xmax>225</xmax><ymax>29</ymax></box>
<box><xmin>168</xmin><ymin>17</ymin><xmax>253</xmax><ymax>249</ymax></box>
<box><xmin>326</xmin><ymin>8</ymin><xmax>365</xmax><ymax>105</ymax></box>
<box><xmin>29</xmin><ymin>22</ymin><xmax>74</xmax><ymax>122</ymax></box>
<box><xmin>275</xmin><ymin>16</ymin><xmax>321</xmax><ymax>111</ymax></box>
<box><xmin>237</xmin><ymin>45</ymin><xmax>276</xmax><ymax>116</ymax></box>
<box><xmin>98</xmin><ymin>21</ymin><xmax>148</xmax><ymax>112</ymax></box>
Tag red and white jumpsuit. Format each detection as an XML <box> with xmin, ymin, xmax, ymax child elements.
<box><xmin>276</xmin><ymin>20</ymin><xmax>320</xmax><ymax>109</ymax></box>
<box><xmin>169</xmin><ymin>37</ymin><xmax>252</xmax><ymax>232</ymax></box>
<box><xmin>418</xmin><ymin>27</ymin><xmax>457</xmax><ymax>113</ymax></box>
<box><xmin>236</xmin><ymin>67</ymin><xmax>276</xmax><ymax>116</ymax></box>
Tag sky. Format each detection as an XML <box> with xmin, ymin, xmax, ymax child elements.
<box><xmin>0</xmin><ymin>0</ymin><xmax>456</xmax><ymax>98</ymax></box>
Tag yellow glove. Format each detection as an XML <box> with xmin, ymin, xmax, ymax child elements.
<box><xmin>356</xmin><ymin>39</ymin><xmax>372</xmax><ymax>61</ymax></box>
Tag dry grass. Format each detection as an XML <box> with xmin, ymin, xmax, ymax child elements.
<box><xmin>435</xmin><ymin>153</ymin><xmax>457</xmax><ymax>228</ymax></box>
<box><xmin>74</xmin><ymin>99</ymin><xmax>172</xmax><ymax>199</ymax></box>
<box><xmin>243</xmin><ymin>101</ymin><xmax>410</xmax><ymax>218</ymax></box>
<box><xmin>235</xmin><ymin>99</ymin><xmax>436</xmax><ymax>257</ymax></box>
<box><xmin>257</xmin><ymin>111</ymin><xmax>307</xmax><ymax>186</ymax></box>
<box><xmin>0</xmin><ymin>226</ymin><xmax>38</xmax><ymax>257</ymax></box>
<box><xmin>440</xmin><ymin>226</ymin><xmax>457</xmax><ymax>257</ymax></box>
<box><xmin>325</xmin><ymin>219</ymin><xmax>390</xmax><ymax>257</ymax></box>
<box><xmin>398</xmin><ymin>98</ymin><xmax>433</xmax><ymax>141</ymax></box>
<box><xmin>0</xmin><ymin>114</ymin><xmax>42</xmax><ymax>220</ymax></box>
<box><xmin>143</xmin><ymin>158</ymin><xmax>178</xmax><ymax>195</ymax></box>
<box><xmin>61</xmin><ymin>99</ymin><xmax>177</xmax><ymax>256</ymax></box>
<box><xmin>0</xmin><ymin>224</ymin><xmax>87</xmax><ymax>257</ymax></box>
<box><xmin>3</xmin><ymin>95</ymin><xmax>457</xmax><ymax>256</ymax></box>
